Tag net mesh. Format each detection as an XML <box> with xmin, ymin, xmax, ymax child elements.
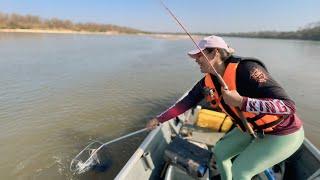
<box><xmin>70</xmin><ymin>141</ymin><xmax>105</xmax><ymax>174</ymax></box>
<box><xmin>70</xmin><ymin>128</ymin><xmax>148</xmax><ymax>174</ymax></box>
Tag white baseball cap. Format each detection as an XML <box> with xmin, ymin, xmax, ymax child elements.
<box><xmin>188</xmin><ymin>35</ymin><xmax>234</xmax><ymax>58</ymax></box>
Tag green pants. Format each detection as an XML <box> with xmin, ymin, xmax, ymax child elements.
<box><xmin>213</xmin><ymin>127</ymin><xmax>304</xmax><ymax>180</ymax></box>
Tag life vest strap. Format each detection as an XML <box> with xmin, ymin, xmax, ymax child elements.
<box><xmin>220</xmin><ymin>99</ymin><xmax>247</xmax><ymax>132</ymax></box>
<box><xmin>207</xmin><ymin>73</ymin><xmax>247</xmax><ymax>132</ymax></box>
<box><xmin>256</xmin><ymin>115</ymin><xmax>288</xmax><ymax>130</ymax></box>
<box><xmin>247</xmin><ymin>114</ymin><xmax>265</xmax><ymax>123</ymax></box>
<box><xmin>218</xmin><ymin>115</ymin><xmax>228</xmax><ymax>132</ymax></box>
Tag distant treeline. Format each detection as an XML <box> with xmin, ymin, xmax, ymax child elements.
<box><xmin>215</xmin><ymin>22</ymin><xmax>320</xmax><ymax>41</ymax></box>
<box><xmin>151</xmin><ymin>23</ymin><xmax>320</xmax><ymax>41</ymax></box>
<box><xmin>1</xmin><ymin>12</ymin><xmax>320</xmax><ymax>41</ymax></box>
<box><xmin>0</xmin><ymin>12</ymin><xmax>144</xmax><ymax>34</ymax></box>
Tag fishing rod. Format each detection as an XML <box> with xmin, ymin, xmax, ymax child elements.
<box><xmin>159</xmin><ymin>0</ymin><xmax>257</xmax><ymax>139</ymax></box>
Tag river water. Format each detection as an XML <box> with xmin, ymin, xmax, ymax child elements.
<box><xmin>0</xmin><ymin>33</ymin><xmax>319</xmax><ymax>179</ymax></box>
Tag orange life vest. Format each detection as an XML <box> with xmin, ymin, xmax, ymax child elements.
<box><xmin>204</xmin><ymin>61</ymin><xmax>285</xmax><ymax>133</ymax></box>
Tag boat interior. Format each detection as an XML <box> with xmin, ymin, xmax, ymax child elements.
<box><xmin>115</xmin><ymin>104</ymin><xmax>320</xmax><ymax>180</ymax></box>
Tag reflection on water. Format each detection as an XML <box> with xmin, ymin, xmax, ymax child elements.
<box><xmin>0</xmin><ymin>33</ymin><xmax>319</xmax><ymax>179</ymax></box>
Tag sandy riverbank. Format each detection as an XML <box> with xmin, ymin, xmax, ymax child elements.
<box><xmin>0</xmin><ymin>28</ymin><xmax>121</xmax><ymax>35</ymax></box>
<box><xmin>0</xmin><ymin>28</ymin><xmax>204</xmax><ymax>40</ymax></box>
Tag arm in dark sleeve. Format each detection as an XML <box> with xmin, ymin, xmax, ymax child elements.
<box><xmin>237</xmin><ymin>61</ymin><xmax>296</xmax><ymax>115</ymax></box>
<box><xmin>156</xmin><ymin>78</ymin><xmax>205</xmax><ymax>123</ymax></box>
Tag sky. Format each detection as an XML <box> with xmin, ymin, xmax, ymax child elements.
<box><xmin>1</xmin><ymin>0</ymin><xmax>320</xmax><ymax>33</ymax></box>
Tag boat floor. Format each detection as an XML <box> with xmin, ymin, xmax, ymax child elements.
<box><xmin>188</xmin><ymin>130</ymin><xmax>225</xmax><ymax>147</ymax></box>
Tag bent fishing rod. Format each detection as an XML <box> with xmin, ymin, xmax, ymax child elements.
<box><xmin>159</xmin><ymin>0</ymin><xmax>257</xmax><ymax>139</ymax></box>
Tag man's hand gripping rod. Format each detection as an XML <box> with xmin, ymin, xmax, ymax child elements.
<box><xmin>159</xmin><ymin>0</ymin><xmax>257</xmax><ymax>139</ymax></box>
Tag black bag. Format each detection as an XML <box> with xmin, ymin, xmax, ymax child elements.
<box><xmin>164</xmin><ymin>137</ymin><xmax>212</xmax><ymax>178</ymax></box>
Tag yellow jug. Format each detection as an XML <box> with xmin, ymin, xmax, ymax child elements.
<box><xmin>196</xmin><ymin>109</ymin><xmax>233</xmax><ymax>132</ymax></box>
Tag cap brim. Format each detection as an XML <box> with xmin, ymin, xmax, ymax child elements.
<box><xmin>187</xmin><ymin>48</ymin><xmax>204</xmax><ymax>59</ymax></box>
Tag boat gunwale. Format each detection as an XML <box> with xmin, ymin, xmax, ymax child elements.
<box><xmin>115</xmin><ymin>125</ymin><xmax>163</xmax><ymax>180</ymax></box>
<box><xmin>304</xmin><ymin>138</ymin><xmax>320</xmax><ymax>161</ymax></box>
